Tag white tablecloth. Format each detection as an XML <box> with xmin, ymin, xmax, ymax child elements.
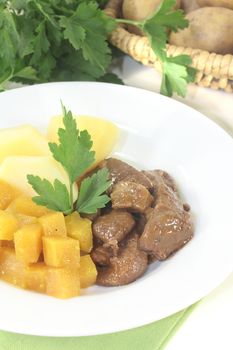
<box><xmin>113</xmin><ymin>57</ymin><xmax>233</xmax><ymax>350</ymax></box>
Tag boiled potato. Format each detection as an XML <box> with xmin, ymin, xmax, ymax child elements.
<box><xmin>122</xmin><ymin>0</ymin><xmax>181</xmax><ymax>35</ymax></box>
<box><xmin>197</xmin><ymin>0</ymin><xmax>233</xmax><ymax>10</ymax></box>
<box><xmin>47</xmin><ymin>116</ymin><xmax>119</xmax><ymax>170</ymax></box>
<box><xmin>169</xmin><ymin>7</ymin><xmax>233</xmax><ymax>54</ymax></box>
<box><xmin>0</xmin><ymin>125</ymin><xmax>49</xmax><ymax>164</ymax></box>
<box><xmin>0</xmin><ymin>156</ymin><xmax>78</xmax><ymax>199</ymax></box>
<box><xmin>181</xmin><ymin>0</ymin><xmax>199</xmax><ymax>13</ymax></box>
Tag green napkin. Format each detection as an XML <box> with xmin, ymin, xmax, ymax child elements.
<box><xmin>0</xmin><ymin>304</ymin><xmax>195</xmax><ymax>350</ymax></box>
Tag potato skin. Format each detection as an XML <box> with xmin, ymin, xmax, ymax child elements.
<box><xmin>197</xmin><ymin>0</ymin><xmax>233</xmax><ymax>10</ymax></box>
<box><xmin>122</xmin><ymin>0</ymin><xmax>181</xmax><ymax>35</ymax></box>
<box><xmin>169</xmin><ymin>7</ymin><xmax>233</xmax><ymax>54</ymax></box>
<box><xmin>181</xmin><ymin>0</ymin><xmax>199</xmax><ymax>13</ymax></box>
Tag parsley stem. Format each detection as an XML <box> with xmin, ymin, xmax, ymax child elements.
<box><xmin>115</xmin><ymin>18</ymin><xmax>142</xmax><ymax>26</ymax></box>
<box><xmin>69</xmin><ymin>177</ymin><xmax>73</xmax><ymax>212</ymax></box>
<box><xmin>51</xmin><ymin>4</ymin><xmax>73</xmax><ymax>16</ymax></box>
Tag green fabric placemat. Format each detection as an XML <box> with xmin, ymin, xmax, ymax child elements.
<box><xmin>0</xmin><ymin>304</ymin><xmax>196</xmax><ymax>350</ymax></box>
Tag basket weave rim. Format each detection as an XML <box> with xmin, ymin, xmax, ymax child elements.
<box><xmin>105</xmin><ymin>0</ymin><xmax>233</xmax><ymax>92</ymax></box>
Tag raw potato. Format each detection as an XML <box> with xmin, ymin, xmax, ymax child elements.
<box><xmin>197</xmin><ymin>0</ymin><xmax>233</xmax><ymax>10</ymax></box>
<box><xmin>122</xmin><ymin>0</ymin><xmax>181</xmax><ymax>35</ymax></box>
<box><xmin>181</xmin><ymin>0</ymin><xmax>199</xmax><ymax>13</ymax></box>
<box><xmin>169</xmin><ymin>7</ymin><xmax>233</xmax><ymax>54</ymax></box>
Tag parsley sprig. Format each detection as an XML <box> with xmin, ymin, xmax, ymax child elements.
<box><xmin>27</xmin><ymin>104</ymin><xmax>111</xmax><ymax>215</ymax></box>
<box><xmin>0</xmin><ymin>0</ymin><xmax>196</xmax><ymax>97</ymax></box>
<box><xmin>116</xmin><ymin>0</ymin><xmax>196</xmax><ymax>97</ymax></box>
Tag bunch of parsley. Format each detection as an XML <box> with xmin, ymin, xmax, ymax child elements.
<box><xmin>0</xmin><ymin>0</ymin><xmax>196</xmax><ymax>97</ymax></box>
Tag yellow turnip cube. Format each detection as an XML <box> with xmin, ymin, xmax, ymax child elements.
<box><xmin>1</xmin><ymin>240</ymin><xmax>14</xmax><ymax>248</ymax></box>
<box><xmin>43</xmin><ymin>236</ymin><xmax>80</xmax><ymax>268</ymax></box>
<box><xmin>65</xmin><ymin>212</ymin><xmax>93</xmax><ymax>252</ymax></box>
<box><xmin>46</xmin><ymin>267</ymin><xmax>80</xmax><ymax>299</ymax></box>
<box><xmin>14</xmin><ymin>223</ymin><xmax>42</xmax><ymax>264</ymax></box>
<box><xmin>25</xmin><ymin>263</ymin><xmax>48</xmax><ymax>293</ymax></box>
<box><xmin>0</xmin><ymin>210</ymin><xmax>19</xmax><ymax>240</ymax></box>
<box><xmin>8</xmin><ymin>195</ymin><xmax>51</xmax><ymax>217</ymax></box>
<box><xmin>0</xmin><ymin>180</ymin><xmax>20</xmax><ymax>210</ymax></box>
<box><xmin>15</xmin><ymin>213</ymin><xmax>37</xmax><ymax>227</ymax></box>
<box><xmin>39</xmin><ymin>212</ymin><xmax>67</xmax><ymax>237</ymax></box>
<box><xmin>79</xmin><ymin>255</ymin><xmax>97</xmax><ymax>288</ymax></box>
<box><xmin>0</xmin><ymin>247</ymin><xmax>26</xmax><ymax>288</ymax></box>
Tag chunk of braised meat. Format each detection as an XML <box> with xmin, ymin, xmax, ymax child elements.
<box><xmin>155</xmin><ymin>170</ymin><xmax>178</xmax><ymax>194</ymax></box>
<box><xmin>183</xmin><ymin>203</ymin><xmax>191</xmax><ymax>212</ymax></box>
<box><xmin>148</xmin><ymin>254</ymin><xmax>157</xmax><ymax>264</ymax></box>
<box><xmin>139</xmin><ymin>171</ymin><xmax>194</xmax><ymax>260</ymax></box>
<box><xmin>91</xmin><ymin>245</ymin><xmax>114</xmax><ymax>266</ymax></box>
<box><xmin>111</xmin><ymin>181</ymin><xmax>153</xmax><ymax>213</ymax></box>
<box><xmin>92</xmin><ymin>210</ymin><xmax>135</xmax><ymax>244</ymax></box>
<box><xmin>146</xmin><ymin>170</ymin><xmax>186</xmax><ymax>211</ymax></box>
<box><xmin>99</xmin><ymin>158</ymin><xmax>153</xmax><ymax>191</ymax></box>
<box><xmin>97</xmin><ymin>233</ymin><xmax>148</xmax><ymax>286</ymax></box>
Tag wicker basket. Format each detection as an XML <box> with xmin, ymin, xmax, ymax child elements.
<box><xmin>105</xmin><ymin>0</ymin><xmax>233</xmax><ymax>92</ymax></box>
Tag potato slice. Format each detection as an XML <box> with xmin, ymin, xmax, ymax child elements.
<box><xmin>39</xmin><ymin>212</ymin><xmax>67</xmax><ymax>237</ymax></box>
<box><xmin>79</xmin><ymin>255</ymin><xmax>97</xmax><ymax>288</ymax></box>
<box><xmin>0</xmin><ymin>125</ymin><xmax>49</xmax><ymax>164</ymax></box>
<box><xmin>14</xmin><ymin>223</ymin><xmax>42</xmax><ymax>264</ymax></box>
<box><xmin>0</xmin><ymin>156</ymin><xmax>78</xmax><ymax>199</ymax></box>
<box><xmin>65</xmin><ymin>212</ymin><xmax>93</xmax><ymax>253</ymax></box>
<box><xmin>47</xmin><ymin>116</ymin><xmax>119</xmax><ymax>169</ymax></box>
<box><xmin>46</xmin><ymin>267</ymin><xmax>80</xmax><ymax>299</ymax></box>
<box><xmin>0</xmin><ymin>210</ymin><xmax>19</xmax><ymax>240</ymax></box>
<box><xmin>43</xmin><ymin>236</ymin><xmax>80</xmax><ymax>268</ymax></box>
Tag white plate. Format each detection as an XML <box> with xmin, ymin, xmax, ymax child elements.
<box><xmin>0</xmin><ymin>82</ymin><xmax>233</xmax><ymax>337</ymax></box>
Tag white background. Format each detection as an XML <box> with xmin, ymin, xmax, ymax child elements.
<box><xmin>113</xmin><ymin>57</ymin><xmax>233</xmax><ymax>350</ymax></box>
